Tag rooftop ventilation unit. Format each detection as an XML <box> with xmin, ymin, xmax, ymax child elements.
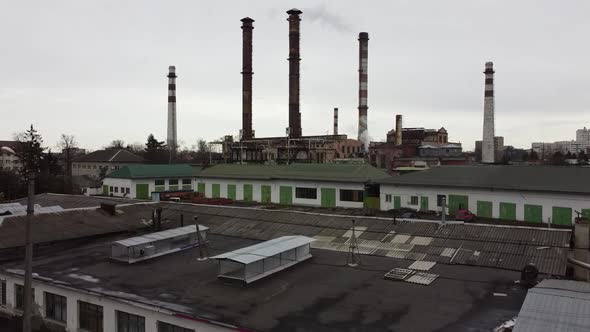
<box><xmin>111</xmin><ymin>225</ymin><xmax>209</xmax><ymax>264</ymax></box>
<box><xmin>212</xmin><ymin>235</ymin><xmax>315</xmax><ymax>284</ymax></box>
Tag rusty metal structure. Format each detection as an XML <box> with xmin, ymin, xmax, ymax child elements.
<box><xmin>241</xmin><ymin>17</ymin><xmax>254</xmax><ymax>140</ymax></box>
<box><xmin>357</xmin><ymin>32</ymin><xmax>369</xmax><ymax>148</ymax></box>
<box><xmin>287</xmin><ymin>8</ymin><xmax>302</xmax><ymax>139</ymax></box>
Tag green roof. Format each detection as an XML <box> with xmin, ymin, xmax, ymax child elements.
<box><xmin>198</xmin><ymin>163</ymin><xmax>390</xmax><ymax>183</ymax></box>
<box><xmin>106</xmin><ymin>164</ymin><xmax>201</xmax><ymax>179</ymax></box>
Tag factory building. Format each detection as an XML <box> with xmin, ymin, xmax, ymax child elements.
<box><xmin>72</xmin><ymin>149</ymin><xmax>146</xmax><ymax>180</ymax></box>
<box><xmin>379</xmin><ymin>166</ymin><xmax>590</xmax><ymax>225</ymax></box>
<box><xmin>221</xmin><ymin>10</ymin><xmax>365</xmax><ymax>164</ymax></box>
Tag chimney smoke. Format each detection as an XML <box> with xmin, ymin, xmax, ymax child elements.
<box><xmin>357</xmin><ymin>32</ymin><xmax>369</xmax><ymax>150</ymax></box>
<box><xmin>482</xmin><ymin>62</ymin><xmax>495</xmax><ymax>163</ymax></box>
<box><xmin>287</xmin><ymin>9</ymin><xmax>302</xmax><ymax>138</ymax></box>
<box><xmin>241</xmin><ymin>17</ymin><xmax>254</xmax><ymax>140</ymax></box>
<box><xmin>395</xmin><ymin>115</ymin><xmax>402</xmax><ymax>145</ymax></box>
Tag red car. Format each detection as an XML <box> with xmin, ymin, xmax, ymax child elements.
<box><xmin>456</xmin><ymin>209</ymin><xmax>476</xmax><ymax>222</ymax></box>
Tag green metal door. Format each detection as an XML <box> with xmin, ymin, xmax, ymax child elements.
<box><xmin>477</xmin><ymin>201</ymin><xmax>493</xmax><ymax>218</ymax></box>
<box><xmin>552</xmin><ymin>207</ymin><xmax>572</xmax><ymax>226</ymax></box>
<box><xmin>279</xmin><ymin>186</ymin><xmax>293</xmax><ymax>205</ymax></box>
<box><xmin>420</xmin><ymin>197</ymin><xmax>429</xmax><ymax>211</ymax></box>
<box><xmin>102</xmin><ymin>185</ymin><xmax>109</xmax><ymax>196</ymax></box>
<box><xmin>261</xmin><ymin>185</ymin><xmax>271</xmax><ymax>203</ymax></box>
<box><xmin>499</xmin><ymin>202</ymin><xmax>516</xmax><ymax>220</ymax></box>
<box><xmin>524</xmin><ymin>204</ymin><xmax>542</xmax><ymax>223</ymax></box>
<box><xmin>243</xmin><ymin>184</ymin><xmax>253</xmax><ymax>201</ymax></box>
<box><xmin>582</xmin><ymin>209</ymin><xmax>590</xmax><ymax>220</ymax></box>
<box><xmin>197</xmin><ymin>183</ymin><xmax>205</xmax><ymax>194</ymax></box>
<box><xmin>135</xmin><ymin>183</ymin><xmax>149</xmax><ymax>199</ymax></box>
<box><xmin>448</xmin><ymin>195</ymin><xmax>468</xmax><ymax>215</ymax></box>
<box><xmin>227</xmin><ymin>184</ymin><xmax>236</xmax><ymax>200</ymax></box>
<box><xmin>212</xmin><ymin>184</ymin><xmax>220</xmax><ymax>198</ymax></box>
<box><xmin>321</xmin><ymin>188</ymin><xmax>336</xmax><ymax>207</ymax></box>
<box><xmin>394</xmin><ymin>196</ymin><xmax>401</xmax><ymax>209</ymax></box>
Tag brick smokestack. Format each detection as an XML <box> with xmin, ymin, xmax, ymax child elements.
<box><xmin>482</xmin><ymin>62</ymin><xmax>495</xmax><ymax>163</ymax></box>
<box><xmin>167</xmin><ymin>66</ymin><xmax>178</xmax><ymax>159</ymax></box>
<box><xmin>287</xmin><ymin>9</ymin><xmax>302</xmax><ymax>138</ymax></box>
<box><xmin>357</xmin><ymin>32</ymin><xmax>369</xmax><ymax>149</ymax></box>
<box><xmin>395</xmin><ymin>115</ymin><xmax>402</xmax><ymax>145</ymax></box>
<box><xmin>241</xmin><ymin>17</ymin><xmax>254</xmax><ymax>140</ymax></box>
<box><xmin>333</xmin><ymin>108</ymin><xmax>338</xmax><ymax>135</ymax></box>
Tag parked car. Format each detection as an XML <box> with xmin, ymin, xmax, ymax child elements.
<box><xmin>397</xmin><ymin>207</ymin><xmax>418</xmax><ymax>219</ymax></box>
<box><xmin>456</xmin><ymin>209</ymin><xmax>476</xmax><ymax>222</ymax></box>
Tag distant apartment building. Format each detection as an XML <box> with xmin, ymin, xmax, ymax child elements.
<box><xmin>532</xmin><ymin>126</ymin><xmax>590</xmax><ymax>158</ymax></box>
<box><xmin>0</xmin><ymin>141</ymin><xmax>21</xmax><ymax>172</ymax></box>
<box><xmin>72</xmin><ymin>149</ymin><xmax>147</xmax><ymax>179</ymax></box>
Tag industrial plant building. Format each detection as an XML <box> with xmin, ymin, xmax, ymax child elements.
<box><xmin>72</xmin><ymin>149</ymin><xmax>146</xmax><ymax>179</ymax></box>
<box><xmin>0</xmin><ymin>197</ymin><xmax>577</xmax><ymax>331</ymax></box>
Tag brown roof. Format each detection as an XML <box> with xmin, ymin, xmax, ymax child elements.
<box><xmin>73</xmin><ymin>149</ymin><xmax>146</xmax><ymax>163</ymax></box>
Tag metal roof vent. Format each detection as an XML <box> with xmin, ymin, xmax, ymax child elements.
<box><xmin>111</xmin><ymin>225</ymin><xmax>209</xmax><ymax>264</ymax></box>
<box><xmin>212</xmin><ymin>235</ymin><xmax>315</xmax><ymax>284</ymax></box>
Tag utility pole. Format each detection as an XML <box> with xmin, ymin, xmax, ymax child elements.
<box><xmin>22</xmin><ymin>171</ymin><xmax>35</xmax><ymax>332</ymax></box>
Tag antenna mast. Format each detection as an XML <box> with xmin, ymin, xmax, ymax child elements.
<box><xmin>347</xmin><ymin>219</ymin><xmax>361</xmax><ymax>267</ymax></box>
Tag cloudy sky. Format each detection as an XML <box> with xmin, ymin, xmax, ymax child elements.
<box><xmin>1</xmin><ymin>0</ymin><xmax>589</xmax><ymax>151</ymax></box>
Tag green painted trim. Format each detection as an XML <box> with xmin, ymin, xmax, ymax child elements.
<box><xmin>552</xmin><ymin>206</ymin><xmax>572</xmax><ymax>226</ymax></box>
<box><xmin>227</xmin><ymin>184</ymin><xmax>236</xmax><ymax>200</ymax></box>
<box><xmin>499</xmin><ymin>202</ymin><xmax>517</xmax><ymax>220</ymax></box>
<box><xmin>261</xmin><ymin>185</ymin><xmax>272</xmax><ymax>203</ymax></box>
<box><xmin>321</xmin><ymin>188</ymin><xmax>336</xmax><ymax>207</ymax></box>
<box><xmin>476</xmin><ymin>201</ymin><xmax>493</xmax><ymax>219</ymax></box>
<box><xmin>243</xmin><ymin>184</ymin><xmax>253</xmax><ymax>201</ymax></box>
<box><xmin>524</xmin><ymin>204</ymin><xmax>543</xmax><ymax>223</ymax></box>
<box><xmin>279</xmin><ymin>186</ymin><xmax>293</xmax><ymax>205</ymax></box>
<box><xmin>212</xmin><ymin>184</ymin><xmax>221</xmax><ymax>198</ymax></box>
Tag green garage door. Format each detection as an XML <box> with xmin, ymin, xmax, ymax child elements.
<box><xmin>477</xmin><ymin>201</ymin><xmax>493</xmax><ymax>218</ymax></box>
<box><xmin>197</xmin><ymin>183</ymin><xmax>205</xmax><ymax>195</ymax></box>
<box><xmin>227</xmin><ymin>184</ymin><xmax>236</xmax><ymax>200</ymax></box>
<box><xmin>499</xmin><ymin>202</ymin><xmax>517</xmax><ymax>220</ymax></box>
<box><xmin>102</xmin><ymin>185</ymin><xmax>109</xmax><ymax>196</ymax></box>
<box><xmin>394</xmin><ymin>196</ymin><xmax>401</xmax><ymax>209</ymax></box>
<box><xmin>448</xmin><ymin>195</ymin><xmax>468</xmax><ymax>215</ymax></box>
<box><xmin>243</xmin><ymin>184</ymin><xmax>253</xmax><ymax>201</ymax></box>
<box><xmin>321</xmin><ymin>188</ymin><xmax>336</xmax><ymax>207</ymax></box>
<box><xmin>212</xmin><ymin>184</ymin><xmax>220</xmax><ymax>198</ymax></box>
<box><xmin>135</xmin><ymin>183</ymin><xmax>149</xmax><ymax>199</ymax></box>
<box><xmin>279</xmin><ymin>186</ymin><xmax>293</xmax><ymax>205</ymax></box>
<box><xmin>420</xmin><ymin>197</ymin><xmax>429</xmax><ymax>211</ymax></box>
<box><xmin>524</xmin><ymin>204</ymin><xmax>543</xmax><ymax>223</ymax></box>
<box><xmin>552</xmin><ymin>207</ymin><xmax>572</xmax><ymax>226</ymax></box>
<box><xmin>261</xmin><ymin>185</ymin><xmax>272</xmax><ymax>203</ymax></box>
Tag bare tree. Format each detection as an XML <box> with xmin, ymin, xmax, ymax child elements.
<box><xmin>58</xmin><ymin>134</ymin><xmax>77</xmax><ymax>177</ymax></box>
<box><xmin>107</xmin><ymin>139</ymin><xmax>125</xmax><ymax>149</ymax></box>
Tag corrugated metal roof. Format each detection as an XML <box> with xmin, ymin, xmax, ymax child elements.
<box><xmin>212</xmin><ymin>235</ymin><xmax>315</xmax><ymax>264</ymax></box>
<box><xmin>113</xmin><ymin>225</ymin><xmax>208</xmax><ymax>247</ymax></box>
<box><xmin>379</xmin><ymin>165</ymin><xmax>590</xmax><ymax>194</ymax></box>
<box><xmin>513</xmin><ymin>279</ymin><xmax>590</xmax><ymax>332</ymax></box>
<box><xmin>73</xmin><ymin>149</ymin><xmax>146</xmax><ymax>163</ymax></box>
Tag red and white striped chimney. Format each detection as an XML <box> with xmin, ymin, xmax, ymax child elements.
<box><xmin>167</xmin><ymin>66</ymin><xmax>177</xmax><ymax>158</ymax></box>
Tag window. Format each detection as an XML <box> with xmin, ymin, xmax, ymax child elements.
<box><xmin>79</xmin><ymin>301</ymin><xmax>103</xmax><ymax>332</ymax></box>
<box><xmin>410</xmin><ymin>196</ymin><xmax>419</xmax><ymax>205</ymax></box>
<box><xmin>45</xmin><ymin>292</ymin><xmax>67</xmax><ymax>322</ymax></box>
<box><xmin>182</xmin><ymin>179</ymin><xmax>191</xmax><ymax>185</ymax></box>
<box><xmin>169</xmin><ymin>179</ymin><xmax>178</xmax><ymax>186</ymax></box>
<box><xmin>157</xmin><ymin>321</ymin><xmax>194</xmax><ymax>332</ymax></box>
<box><xmin>385</xmin><ymin>194</ymin><xmax>392</xmax><ymax>203</ymax></box>
<box><xmin>437</xmin><ymin>195</ymin><xmax>446</xmax><ymax>207</ymax></box>
<box><xmin>339</xmin><ymin>189</ymin><xmax>364</xmax><ymax>202</ymax></box>
<box><xmin>295</xmin><ymin>187</ymin><xmax>317</xmax><ymax>199</ymax></box>
<box><xmin>155</xmin><ymin>180</ymin><xmax>165</xmax><ymax>186</ymax></box>
<box><xmin>109</xmin><ymin>186</ymin><xmax>113</xmax><ymax>192</ymax></box>
<box><xmin>114</xmin><ymin>187</ymin><xmax>119</xmax><ymax>193</ymax></box>
<box><xmin>117</xmin><ymin>311</ymin><xmax>145</xmax><ymax>332</ymax></box>
<box><xmin>15</xmin><ymin>284</ymin><xmax>34</xmax><ymax>310</ymax></box>
<box><xmin>93</xmin><ymin>165</ymin><xmax>97</xmax><ymax>169</ymax></box>
<box><xmin>125</xmin><ymin>187</ymin><xmax>130</xmax><ymax>194</ymax></box>
<box><xmin>1</xmin><ymin>279</ymin><xmax>6</xmax><ymax>305</ymax></box>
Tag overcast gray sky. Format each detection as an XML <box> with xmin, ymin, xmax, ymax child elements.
<box><xmin>1</xmin><ymin>0</ymin><xmax>589</xmax><ymax>151</ymax></box>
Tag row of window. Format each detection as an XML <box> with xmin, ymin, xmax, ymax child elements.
<box><xmin>74</xmin><ymin>164</ymin><xmax>120</xmax><ymax>171</ymax></box>
<box><xmin>0</xmin><ymin>279</ymin><xmax>194</xmax><ymax>332</ymax></box>
<box><xmin>110</xmin><ymin>186</ymin><xmax>131</xmax><ymax>194</ymax></box>
<box><xmin>154</xmin><ymin>179</ymin><xmax>192</xmax><ymax>186</ymax></box>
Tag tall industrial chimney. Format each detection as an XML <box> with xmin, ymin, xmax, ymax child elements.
<box><xmin>241</xmin><ymin>17</ymin><xmax>254</xmax><ymax>140</ymax></box>
<box><xmin>482</xmin><ymin>62</ymin><xmax>495</xmax><ymax>163</ymax></box>
<box><xmin>167</xmin><ymin>66</ymin><xmax>178</xmax><ymax>160</ymax></box>
<box><xmin>395</xmin><ymin>115</ymin><xmax>402</xmax><ymax>145</ymax></box>
<box><xmin>333</xmin><ymin>108</ymin><xmax>339</xmax><ymax>135</ymax></box>
<box><xmin>357</xmin><ymin>32</ymin><xmax>369</xmax><ymax>148</ymax></box>
<box><xmin>287</xmin><ymin>9</ymin><xmax>302</xmax><ymax>138</ymax></box>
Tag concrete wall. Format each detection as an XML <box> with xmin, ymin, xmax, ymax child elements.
<box><xmin>380</xmin><ymin>184</ymin><xmax>590</xmax><ymax>224</ymax></box>
<box><xmin>102</xmin><ymin>178</ymin><xmax>195</xmax><ymax>199</ymax></box>
<box><xmin>194</xmin><ymin>177</ymin><xmax>365</xmax><ymax>208</ymax></box>
<box><xmin>72</xmin><ymin>162</ymin><xmax>139</xmax><ymax>179</ymax></box>
<box><xmin>0</xmin><ymin>273</ymin><xmax>232</xmax><ymax>332</ymax></box>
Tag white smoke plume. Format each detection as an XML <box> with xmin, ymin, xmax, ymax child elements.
<box><xmin>268</xmin><ymin>5</ymin><xmax>353</xmax><ymax>33</ymax></box>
